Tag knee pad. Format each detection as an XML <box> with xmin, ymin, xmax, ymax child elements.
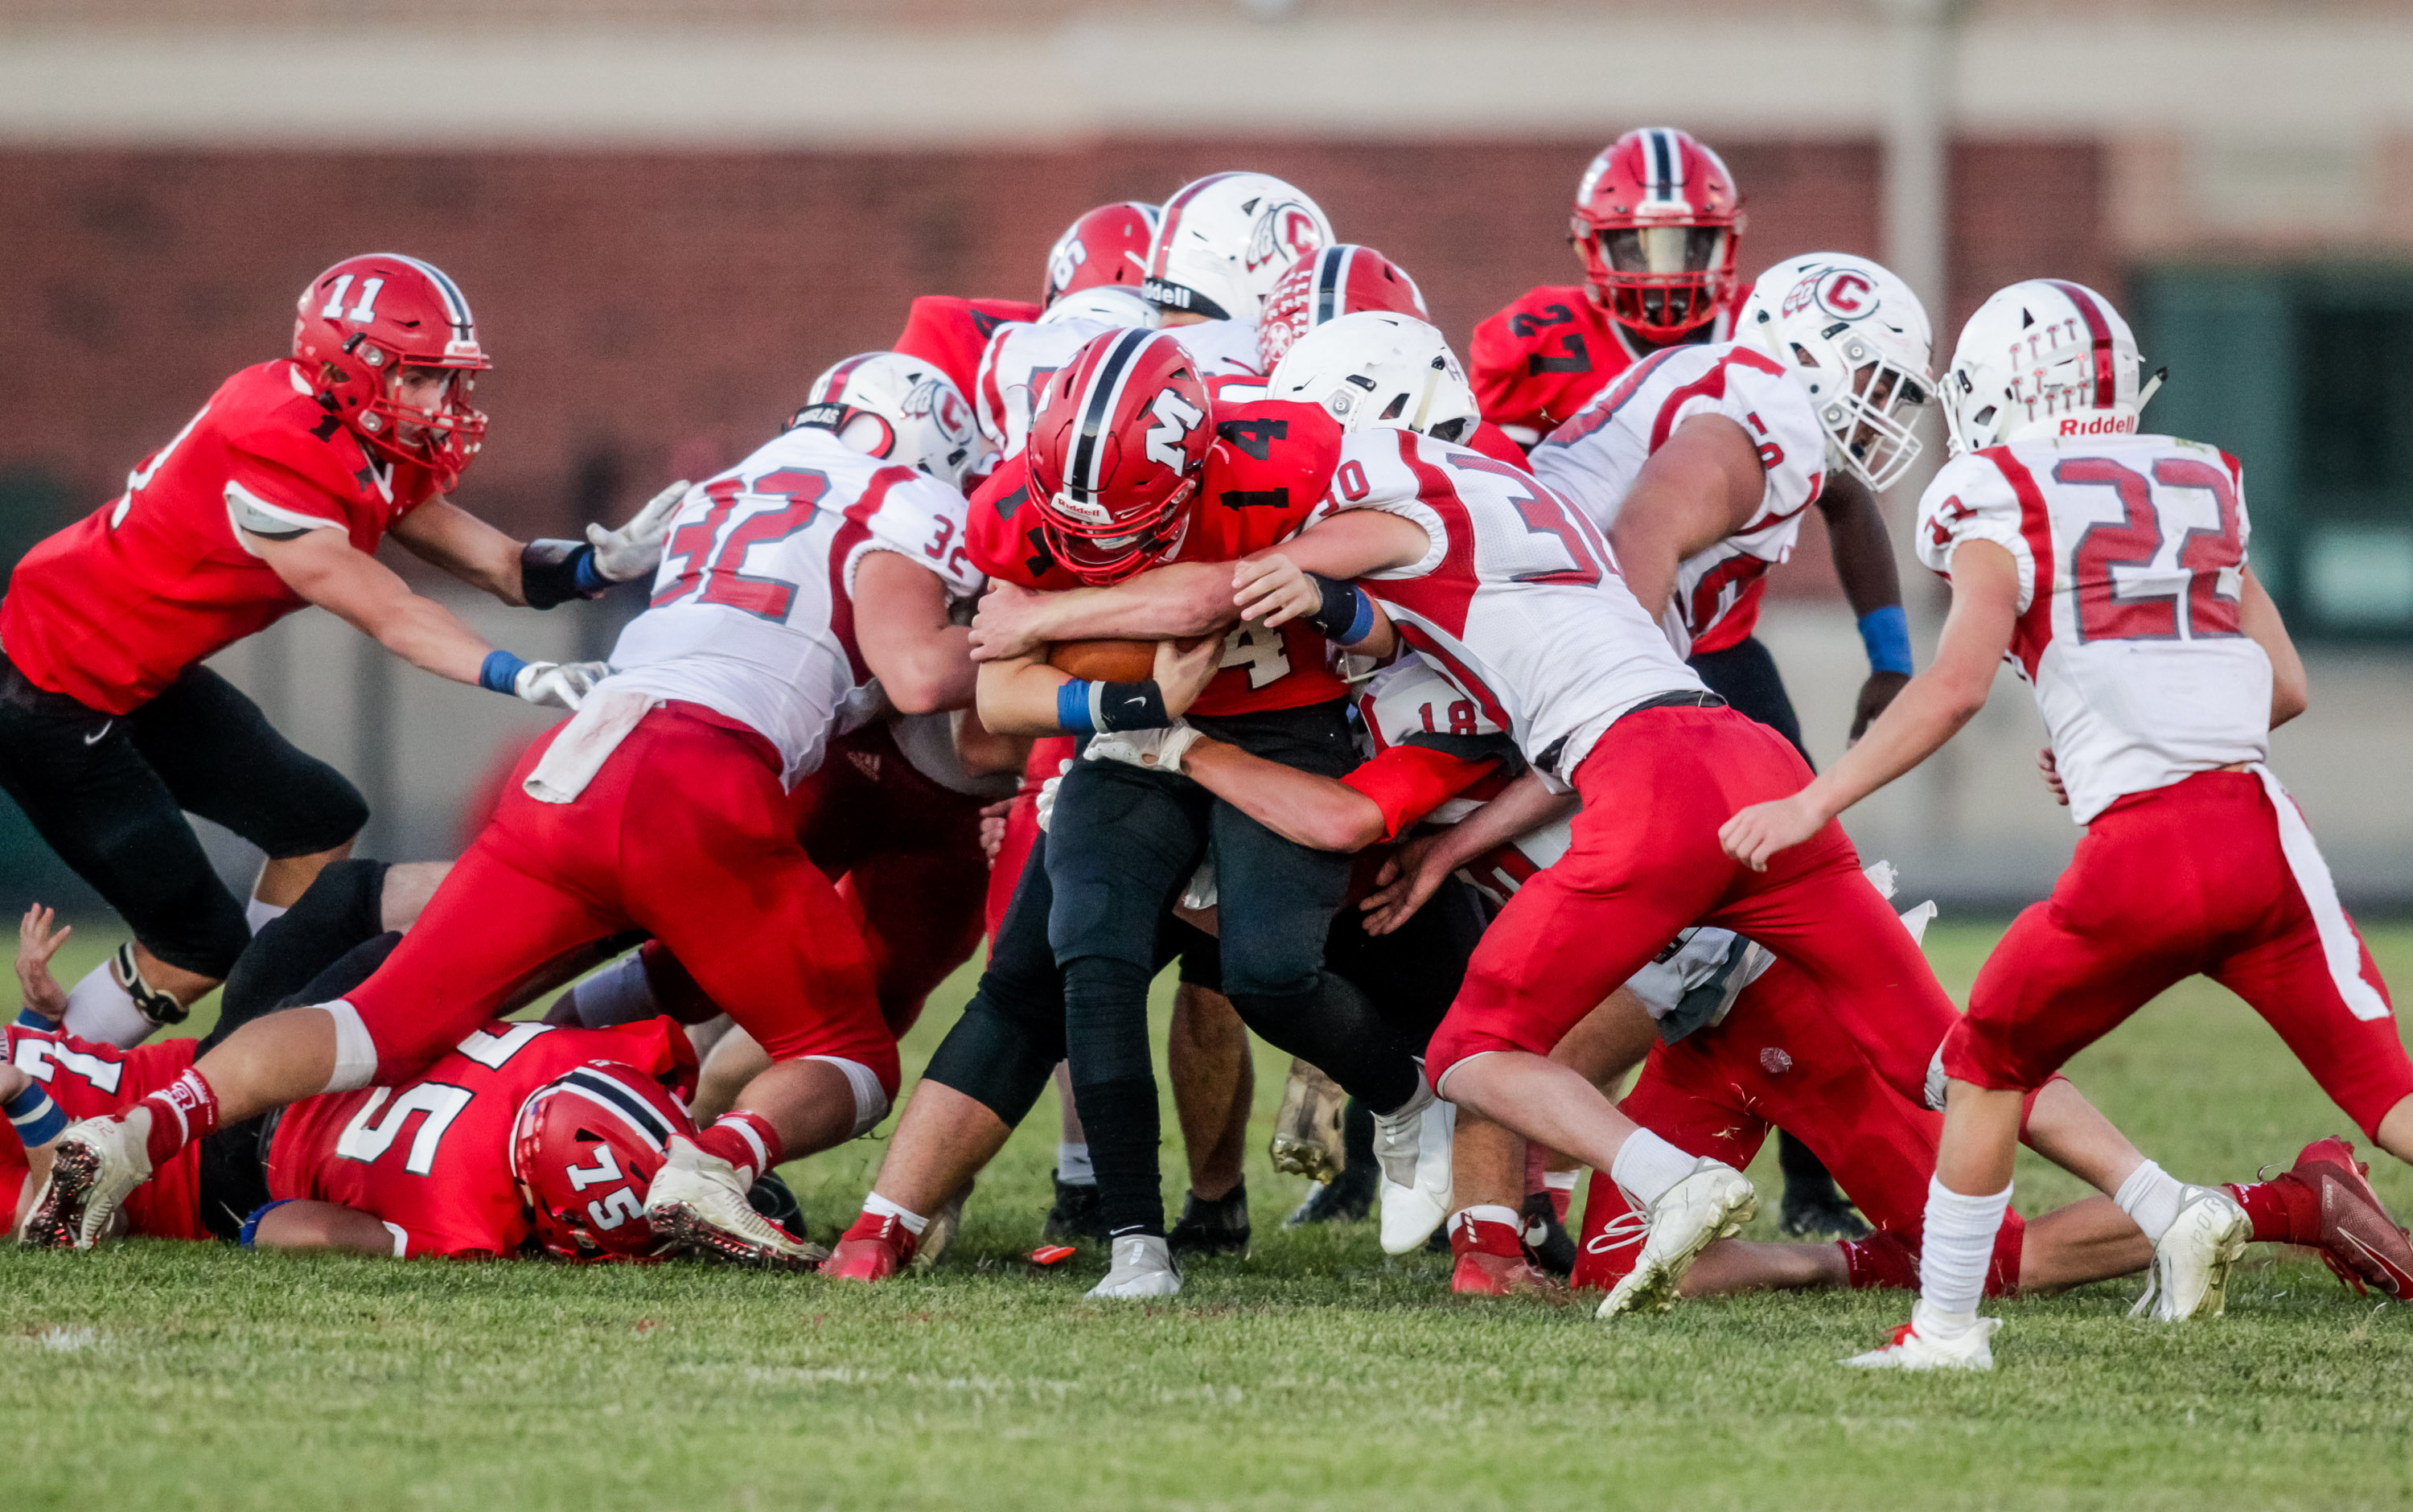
<box><xmin>805</xmin><ymin>1054</ymin><xmax>894</xmax><ymax>1137</ymax></box>
<box><xmin>922</xmin><ymin>991</ymin><xmax>1061</xmax><ymax>1128</ymax></box>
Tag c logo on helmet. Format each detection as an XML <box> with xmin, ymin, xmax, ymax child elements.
<box><xmin>903</xmin><ymin>379</ymin><xmax>975</xmax><ymax>442</ymax></box>
<box><xmin>1248</xmin><ymin>202</ymin><xmax>1326</xmax><ymax>274</ymax></box>
<box><xmin>1814</xmin><ymin>269</ymin><xmax>1874</xmax><ymax>319</ymax></box>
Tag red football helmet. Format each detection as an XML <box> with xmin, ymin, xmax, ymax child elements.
<box><xmin>1256</xmin><ymin>244</ymin><xmax>1430</xmax><ymax>372</ymax></box>
<box><xmin>292</xmin><ymin>253</ymin><xmax>491</xmax><ymax>489</ymax></box>
<box><xmin>1569</xmin><ymin>129</ymin><xmax>1745</xmax><ymax>345</ymax></box>
<box><xmin>1045</xmin><ymin>201</ymin><xmax>1162</xmax><ymax>306</ymax></box>
<box><xmin>510</xmin><ymin>1061</ymin><xmax>696</xmax><ymax>1263</ymax></box>
<box><xmin>1026</xmin><ymin>328</ymin><xmax>1210</xmax><ymax>585</ymax></box>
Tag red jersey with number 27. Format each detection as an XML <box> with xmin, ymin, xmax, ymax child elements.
<box><xmin>0</xmin><ymin>360</ymin><xmax>439</xmax><ymax>713</ymax></box>
<box><xmin>0</xmin><ymin>1028</ymin><xmax>206</xmax><ymax>1239</ymax></box>
<box><xmin>265</xmin><ymin>1018</ymin><xmax>696</xmax><ymax>1259</ymax></box>
<box><xmin>1469</xmin><ymin>284</ymin><xmax>1732</xmax><ymax>448</ymax></box>
<box><xmin>966</xmin><ymin>398</ymin><xmax>1351</xmax><ymax>717</ymax></box>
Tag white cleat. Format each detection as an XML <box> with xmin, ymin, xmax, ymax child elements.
<box><xmin>22</xmin><ymin>1113</ymin><xmax>154</xmax><ymax>1251</ymax></box>
<box><xmin>911</xmin><ymin>1179</ymin><xmax>972</xmax><ymax>1272</ymax></box>
<box><xmin>1846</xmin><ymin>1313</ymin><xmax>2003</xmax><ymax>1371</ymax></box>
<box><xmin>2131</xmin><ymin>1184</ymin><xmax>2251</xmax><ymax>1322</ymax></box>
<box><xmin>644</xmin><ymin>1136</ymin><xmax>828</xmax><ymax>1272</ymax></box>
<box><xmin>1373</xmin><ymin>1083</ymin><xmax>1455</xmax><ymax>1255</ymax></box>
<box><xmin>1597</xmin><ymin>1158</ymin><xmax>1756</xmax><ymax>1318</ymax></box>
<box><xmin>1087</xmin><ymin>1234</ymin><xmax>1182</xmax><ymax>1299</ymax></box>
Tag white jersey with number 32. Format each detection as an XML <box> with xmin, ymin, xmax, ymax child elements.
<box><xmin>1914</xmin><ymin>432</ymin><xmax>2269</xmax><ymax>823</ymax></box>
<box><xmin>600</xmin><ymin>425</ymin><xmax>982</xmax><ymax>785</ymax></box>
<box><xmin>1335</xmin><ymin>429</ymin><xmax>1704</xmax><ymax>786</ymax></box>
<box><xmin>1527</xmin><ymin>341</ymin><xmax>1828</xmax><ymax>658</ymax></box>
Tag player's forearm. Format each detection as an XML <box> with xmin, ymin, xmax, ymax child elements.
<box><xmin>1038</xmin><ymin>564</ymin><xmax>1234</xmax><ymax>641</ymax></box>
<box><xmin>2238</xmin><ymin>569</ymin><xmax>2308</xmax><ymax>729</ymax></box>
<box><xmin>976</xmin><ymin>656</ymin><xmax>1077</xmax><ymax>736</ymax></box>
<box><xmin>394</xmin><ymin>500</ymin><xmax>528</xmax><ymax>604</ymax></box>
<box><xmin>1182</xmin><ymin>738</ymin><xmax>1387</xmax><ymax>852</ymax></box>
<box><xmin>1795</xmin><ymin>662</ymin><xmax>1991</xmax><ymax>823</ymax></box>
<box><xmin>1424</xmin><ymin>770</ymin><xmax>1576</xmax><ymax>873</ymax></box>
<box><xmin>251</xmin><ymin>1199</ymin><xmax>405</xmax><ymax>1256</ymax></box>
<box><xmin>953</xmin><ymin>709</ymin><xmax>1031</xmax><ymax>779</ymax></box>
<box><xmin>351</xmin><ymin>594</ymin><xmax>498</xmax><ymax>686</ymax></box>
<box><xmin>1816</xmin><ymin>475</ymin><xmax>1905</xmax><ymax>619</ymax></box>
<box><xmin>870</xmin><ymin>625</ymin><xmax>976</xmax><ymax>716</ymax></box>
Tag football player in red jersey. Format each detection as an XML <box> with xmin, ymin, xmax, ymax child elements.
<box><xmin>821</xmin><ymin>328</ymin><xmax>1441</xmax><ymax>1296</ymax></box>
<box><xmin>0</xmin><ymin>253</ymin><xmax>680</xmax><ymax>1050</ymax></box>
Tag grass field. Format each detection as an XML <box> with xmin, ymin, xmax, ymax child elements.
<box><xmin>4</xmin><ymin>921</ymin><xmax>2411</xmax><ymax>1510</ymax></box>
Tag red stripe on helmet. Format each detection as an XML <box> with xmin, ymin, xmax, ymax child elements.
<box><xmin>2044</xmin><ymin>280</ymin><xmax>2116</xmax><ymax>410</ymax></box>
<box><xmin>1149</xmin><ymin>173</ymin><xmax>1238</xmax><ymax>279</ymax></box>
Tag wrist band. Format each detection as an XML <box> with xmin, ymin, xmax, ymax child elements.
<box><xmin>1303</xmin><ymin>574</ymin><xmax>1375</xmax><ymax>643</ymax></box>
<box><xmin>1857</xmin><ymin>606</ymin><xmax>1914</xmax><ymax>676</ymax></box>
<box><xmin>3</xmin><ymin>1083</ymin><xmax>65</xmax><ymax>1147</ymax></box>
<box><xmin>573</xmin><ymin>551</ymin><xmax>611</xmax><ymax>595</ymax></box>
<box><xmin>520</xmin><ymin>540</ymin><xmax>606</xmax><ymax>609</ymax></box>
<box><xmin>238</xmin><ymin>1199</ymin><xmax>297</xmax><ymax>1249</ymax></box>
<box><xmin>15</xmin><ymin>1008</ymin><xmax>54</xmax><ymax>1029</ymax></box>
<box><xmin>1096</xmin><ymin>681</ymin><xmax>1171</xmax><ymax>732</ymax></box>
<box><xmin>479</xmin><ymin>650</ymin><xmax>528</xmax><ymax>695</ymax></box>
<box><xmin>1056</xmin><ymin>679</ymin><xmax>1096</xmax><ymax>733</ymax></box>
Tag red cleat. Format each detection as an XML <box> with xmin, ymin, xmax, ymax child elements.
<box><xmin>820</xmin><ymin>1211</ymin><xmax>918</xmax><ymax>1283</ymax></box>
<box><xmin>2288</xmin><ymin>1137</ymin><xmax>2413</xmax><ymax>1299</ymax></box>
<box><xmin>1448</xmin><ymin>1211</ymin><xmax>1563</xmax><ymax>1298</ymax></box>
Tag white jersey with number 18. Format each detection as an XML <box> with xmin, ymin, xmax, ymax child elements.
<box><xmin>1914</xmin><ymin>431</ymin><xmax>2270</xmax><ymax>823</ymax></box>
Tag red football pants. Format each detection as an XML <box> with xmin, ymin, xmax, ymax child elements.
<box><xmin>343</xmin><ymin>704</ymin><xmax>894</xmax><ymax>1091</ymax></box>
<box><xmin>1427</xmin><ymin>705</ymin><xmax>1959</xmax><ymax>1104</ymax></box>
<box><xmin>788</xmin><ymin>721</ymin><xmax>989</xmax><ymax>1037</ymax></box>
<box><xmin>1946</xmin><ymin>770</ymin><xmax>2412</xmax><ymax>1139</ymax></box>
<box><xmin>985</xmin><ymin>735</ymin><xmax>1074</xmax><ymax>945</ymax></box>
<box><xmin>1569</xmin><ymin>959</ymin><xmax>2024</xmax><ymax>1295</ymax></box>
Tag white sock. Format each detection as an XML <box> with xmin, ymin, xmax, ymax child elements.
<box><xmin>565</xmin><ymin>952</ymin><xmax>661</xmax><ymax>1029</ymax></box>
<box><xmin>1452</xmin><ymin>1203</ymin><xmax>1519</xmax><ymax>1231</ymax></box>
<box><xmin>1608</xmin><ymin>1128</ymin><xmax>1698</xmax><ymax>1208</ymax></box>
<box><xmin>862</xmin><ymin>1191</ymin><xmax>928</xmax><ymax>1235</ymax></box>
<box><xmin>2113</xmin><ymin>1160</ymin><xmax>2185</xmax><ymax>1243</ymax></box>
<box><xmin>245</xmin><ymin>897</ymin><xmax>288</xmax><ymax>935</ymax></box>
<box><xmin>62</xmin><ymin>962</ymin><xmax>155</xmax><ymax>1050</ymax></box>
<box><xmin>1543</xmin><ymin>1170</ymin><xmax>1577</xmax><ymax>1194</ymax></box>
<box><xmin>1057</xmin><ymin>1141</ymin><xmax>1096</xmax><ymax>1185</ymax></box>
<box><xmin>1917</xmin><ymin>1175</ymin><xmax>2012</xmax><ymax>1325</ymax></box>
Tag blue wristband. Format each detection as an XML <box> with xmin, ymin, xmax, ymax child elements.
<box><xmin>1342</xmin><ymin>589</ymin><xmax>1376</xmax><ymax>645</ymax></box>
<box><xmin>572</xmin><ymin>549</ymin><xmax>611</xmax><ymax>597</ymax></box>
<box><xmin>1056</xmin><ymin>679</ymin><xmax>1097</xmax><ymax>733</ymax></box>
<box><xmin>479</xmin><ymin>649</ymin><xmax>529</xmax><ymax>695</ymax></box>
<box><xmin>238</xmin><ymin>1199</ymin><xmax>298</xmax><ymax>1249</ymax></box>
<box><xmin>15</xmin><ymin>1008</ymin><xmax>53</xmax><ymax>1029</ymax></box>
<box><xmin>4</xmin><ymin>1083</ymin><xmax>66</xmax><ymax>1147</ymax></box>
<box><xmin>1857</xmin><ymin>606</ymin><xmax>1914</xmax><ymax>676</ymax></box>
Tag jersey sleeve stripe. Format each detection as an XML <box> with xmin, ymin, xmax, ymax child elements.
<box><xmin>224</xmin><ymin>480</ymin><xmax>345</xmax><ymax>542</ymax></box>
<box><xmin>1984</xmin><ymin>448</ymin><xmax>2060</xmax><ymax>679</ymax></box>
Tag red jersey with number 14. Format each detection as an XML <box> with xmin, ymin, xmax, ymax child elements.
<box><xmin>966</xmin><ymin>399</ymin><xmax>1351</xmax><ymax>717</ymax></box>
<box><xmin>0</xmin><ymin>1028</ymin><xmax>205</xmax><ymax>1239</ymax></box>
<box><xmin>265</xmin><ymin>1018</ymin><xmax>696</xmax><ymax>1259</ymax></box>
<box><xmin>1</xmin><ymin>360</ymin><xmax>440</xmax><ymax>713</ymax></box>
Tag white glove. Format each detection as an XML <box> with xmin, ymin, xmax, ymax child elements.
<box><xmin>584</xmin><ymin>480</ymin><xmax>689</xmax><ymax>583</ymax></box>
<box><xmin>514</xmin><ymin>659</ymin><xmax>610</xmax><ymax>711</ymax></box>
<box><xmin>1081</xmin><ymin>721</ymin><xmax>1203</xmax><ymax>775</ymax></box>
<box><xmin>1034</xmin><ymin>759</ymin><xmax>1071</xmax><ymax>832</ymax></box>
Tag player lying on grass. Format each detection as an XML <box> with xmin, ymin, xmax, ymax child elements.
<box><xmin>6</xmin><ymin>864</ymin><xmax>713</xmax><ymax>1260</ymax></box>
<box><xmin>1720</xmin><ymin>279</ymin><xmax>2413</xmax><ymax>1370</ymax></box>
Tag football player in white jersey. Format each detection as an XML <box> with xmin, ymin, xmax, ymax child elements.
<box><xmin>1525</xmin><ymin>249</ymin><xmax>1935</xmax><ymax>1237</ymax></box>
<box><xmin>1720</xmin><ymin>279</ymin><xmax>2413</xmax><ymax>1369</ymax></box>
<box><xmin>27</xmin><ymin>353</ymin><xmax>997</xmax><ymax>1269</ymax></box>
<box><xmin>1141</xmin><ymin>171</ymin><xmax>1334</xmax><ymax>378</ymax></box>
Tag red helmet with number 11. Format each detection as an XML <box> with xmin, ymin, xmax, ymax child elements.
<box><xmin>1046</xmin><ymin>201</ymin><xmax>1162</xmax><ymax>306</ymax></box>
<box><xmin>292</xmin><ymin>253</ymin><xmax>491</xmax><ymax>490</ymax></box>
<box><xmin>511</xmin><ymin>1062</ymin><xmax>696</xmax><ymax>1263</ymax></box>
<box><xmin>1027</xmin><ymin>328</ymin><xmax>1210</xmax><ymax>585</ymax></box>
<box><xmin>1570</xmin><ymin>129</ymin><xmax>1745</xmax><ymax>345</ymax></box>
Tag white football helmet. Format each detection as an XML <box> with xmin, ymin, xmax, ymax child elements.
<box><xmin>791</xmin><ymin>351</ymin><xmax>988</xmax><ymax>491</ymax></box>
<box><xmin>1942</xmin><ymin>279</ymin><xmax>2143</xmax><ymax>455</ymax></box>
<box><xmin>1038</xmin><ymin>285</ymin><xmax>1158</xmax><ymax>331</ymax></box>
<box><xmin>1737</xmin><ymin>253</ymin><xmax>1934</xmax><ymax>491</ymax></box>
<box><xmin>1142</xmin><ymin>172</ymin><xmax>1334</xmax><ymax>324</ymax></box>
<box><xmin>1267</xmin><ymin>311</ymin><xmax>1480</xmax><ymax>443</ymax></box>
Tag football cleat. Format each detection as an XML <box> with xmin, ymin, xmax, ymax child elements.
<box><xmin>644</xmin><ymin>1135</ymin><xmax>826</xmax><ymax>1271</ymax></box>
<box><xmin>1521</xmin><ymin>1189</ymin><xmax>1578</xmax><ymax>1276</ymax></box>
<box><xmin>1845</xmin><ymin>1313</ymin><xmax>2002</xmax><ymax>1371</ymax></box>
<box><xmin>1269</xmin><ymin>1058</ymin><xmax>1350</xmax><ymax>1184</ymax></box>
<box><xmin>1779</xmin><ymin>1183</ymin><xmax>1871</xmax><ymax>1242</ymax></box>
<box><xmin>21</xmin><ymin>1114</ymin><xmax>153</xmax><ymax>1251</ymax></box>
<box><xmin>1372</xmin><ymin>1085</ymin><xmax>1456</xmax><ymax>1255</ymax></box>
<box><xmin>822</xmin><ymin>1211</ymin><xmax>919</xmax><ymax>1282</ymax></box>
<box><xmin>911</xmin><ymin>1181</ymin><xmax>972</xmax><ymax>1272</ymax></box>
<box><xmin>2131</xmin><ymin>1185</ymin><xmax>2251</xmax><ymax>1322</ymax></box>
<box><xmin>2288</xmin><ymin>1136</ymin><xmax>2413</xmax><ymax>1299</ymax></box>
<box><xmin>1087</xmin><ymin>1234</ymin><xmax>1182</xmax><ymax>1299</ymax></box>
<box><xmin>1043</xmin><ymin>1169</ymin><xmax>1106</xmax><ymax>1243</ymax></box>
<box><xmin>1168</xmin><ymin>1183</ymin><xmax>1251</xmax><ymax>1260</ymax></box>
<box><xmin>1598</xmin><ymin>1159</ymin><xmax>1757</xmax><ymax>1319</ymax></box>
<box><xmin>1285</xmin><ymin>1155</ymin><xmax>1377</xmax><ymax>1226</ymax></box>
<box><xmin>1450</xmin><ymin>1211</ymin><xmax>1564</xmax><ymax>1298</ymax></box>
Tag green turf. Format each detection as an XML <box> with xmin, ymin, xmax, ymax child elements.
<box><xmin>4</xmin><ymin>923</ymin><xmax>2411</xmax><ymax>1510</ymax></box>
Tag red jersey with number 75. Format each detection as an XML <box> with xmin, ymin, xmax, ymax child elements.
<box><xmin>0</xmin><ymin>1027</ymin><xmax>207</xmax><ymax>1239</ymax></box>
<box><xmin>265</xmin><ymin>1018</ymin><xmax>696</xmax><ymax>1259</ymax></box>
<box><xmin>965</xmin><ymin>398</ymin><xmax>1352</xmax><ymax>717</ymax></box>
<box><xmin>1914</xmin><ymin>433</ymin><xmax>2266</xmax><ymax>823</ymax></box>
<box><xmin>0</xmin><ymin>360</ymin><xmax>441</xmax><ymax>714</ymax></box>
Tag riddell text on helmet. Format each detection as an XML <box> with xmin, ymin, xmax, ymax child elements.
<box><xmin>2057</xmin><ymin>414</ymin><xmax>2136</xmax><ymax>438</ymax></box>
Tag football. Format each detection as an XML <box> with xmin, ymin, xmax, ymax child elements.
<box><xmin>1046</xmin><ymin>637</ymin><xmax>1161</xmax><ymax>683</ymax></box>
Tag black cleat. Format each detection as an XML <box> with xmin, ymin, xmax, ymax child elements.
<box><xmin>1043</xmin><ymin>1169</ymin><xmax>1106</xmax><ymax>1243</ymax></box>
<box><xmin>1521</xmin><ymin>1190</ymin><xmax>1577</xmax><ymax>1276</ymax></box>
<box><xmin>746</xmin><ymin>1170</ymin><xmax>804</xmax><ymax>1232</ymax></box>
<box><xmin>1169</xmin><ymin>1182</ymin><xmax>1252</xmax><ymax>1259</ymax></box>
<box><xmin>1779</xmin><ymin>1187</ymin><xmax>1870</xmax><ymax>1240</ymax></box>
<box><xmin>1285</xmin><ymin>1154</ymin><xmax>1376</xmax><ymax>1226</ymax></box>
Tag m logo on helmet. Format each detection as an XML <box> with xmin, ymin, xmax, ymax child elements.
<box><xmin>1247</xmin><ymin>203</ymin><xmax>1327</xmax><ymax>275</ymax></box>
<box><xmin>1144</xmin><ymin>388</ymin><xmax>1205</xmax><ymax>472</ymax></box>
